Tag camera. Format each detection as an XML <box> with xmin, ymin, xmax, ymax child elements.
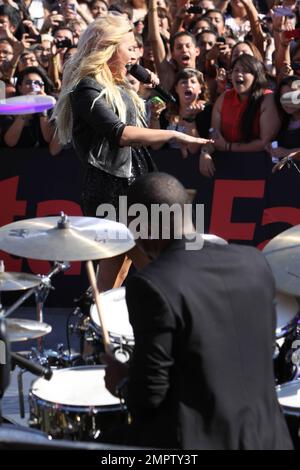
<box><xmin>186</xmin><ymin>6</ymin><xmax>203</xmax><ymax>14</ymax></box>
<box><xmin>55</xmin><ymin>38</ymin><xmax>73</xmax><ymax>48</ymax></box>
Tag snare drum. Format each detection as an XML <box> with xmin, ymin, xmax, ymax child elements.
<box><xmin>88</xmin><ymin>287</ymin><xmax>134</xmax><ymax>363</ymax></box>
<box><xmin>277</xmin><ymin>380</ymin><xmax>300</xmax><ymax>449</ymax></box>
<box><xmin>29</xmin><ymin>366</ymin><xmax>127</xmax><ymax>441</ymax></box>
<box><xmin>274</xmin><ymin>294</ymin><xmax>300</xmax><ymax>384</ymax></box>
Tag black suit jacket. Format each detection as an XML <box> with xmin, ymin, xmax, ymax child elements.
<box><xmin>125</xmin><ymin>239</ymin><xmax>293</xmax><ymax>449</ymax></box>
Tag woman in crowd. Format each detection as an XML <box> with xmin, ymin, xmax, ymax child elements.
<box><xmin>270</xmin><ymin>76</ymin><xmax>300</xmax><ymax>171</ymax></box>
<box><xmin>200</xmin><ymin>54</ymin><xmax>280</xmax><ymax>177</ymax></box>
<box><xmin>230</xmin><ymin>40</ymin><xmax>263</xmax><ymax>65</ymax></box>
<box><xmin>88</xmin><ymin>0</ymin><xmax>109</xmax><ymax>19</ymax></box>
<box><xmin>149</xmin><ymin>67</ymin><xmax>211</xmax><ymax>156</ymax></box>
<box><xmin>2</xmin><ymin>65</ymin><xmax>55</xmax><ymax>148</ymax></box>
<box><xmin>53</xmin><ymin>13</ymin><xmax>211</xmax><ymax>290</ymax></box>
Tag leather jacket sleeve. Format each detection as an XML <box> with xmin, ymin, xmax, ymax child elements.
<box><xmin>71</xmin><ymin>77</ymin><xmax>126</xmax><ymax>145</ymax></box>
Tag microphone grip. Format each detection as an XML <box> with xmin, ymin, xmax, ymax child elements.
<box><xmin>11</xmin><ymin>352</ymin><xmax>53</xmax><ymax>381</ymax></box>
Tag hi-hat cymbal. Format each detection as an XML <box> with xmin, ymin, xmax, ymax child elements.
<box><xmin>6</xmin><ymin>318</ymin><xmax>52</xmax><ymax>342</ymax></box>
<box><xmin>0</xmin><ymin>213</ymin><xmax>135</xmax><ymax>261</ymax></box>
<box><xmin>0</xmin><ymin>272</ymin><xmax>41</xmax><ymax>291</ymax></box>
<box><xmin>263</xmin><ymin>224</ymin><xmax>300</xmax><ymax>296</ymax></box>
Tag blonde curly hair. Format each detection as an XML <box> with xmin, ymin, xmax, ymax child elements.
<box><xmin>53</xmin><ymin>13</ymin><xmax>145</xmax><ymax>145</ymax></box>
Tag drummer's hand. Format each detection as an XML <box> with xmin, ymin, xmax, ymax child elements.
<box><xmin>100</xmin><ymin>353</ymin><xmax>129</xmax><ymax>397</ymax></box>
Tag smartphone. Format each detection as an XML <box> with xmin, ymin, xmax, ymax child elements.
<box><xmin>273</xmin><ymin>6</ymin><xmax>294</xmax><ymax>16</ymax></box>
<box><xmin>29</xmin><ymin>33</ymin><xmax>42</xmax><ymax>43</ymax></box>
<box><xmin>55</xmin><ymin>38</ymin><xmax>73</xmax><ymax>48</ymax></box>
<box><xmin>284</xmin><ymin>29</ymin><xmax>300</xmax><ymax>40</ymax></box>
<box><xmin>68</xmin><ymin>3</ymin><xmax>76</xmax><ymax>13</ymax></box>
<box><xmin>217</xmin><ymin>36</ymin><xmax>226</xmax><ymax>44</ymax></box>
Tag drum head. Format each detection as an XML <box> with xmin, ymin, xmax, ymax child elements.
<box><xmin>90</xmin><ymin>287</ymin><xmax>133</xmax><ymax>339</ymax></box>
<box><xmin>31</xmin><ymin>366</ymin><xmax>120</xmax><ymax>407</ymax></box>
<box><xmin>277</xmin><ymin>380</ymin><xmax>300</xmax><ymax>411</ymax></box>
<box><xmin>275</xmin><ymin>293</ymin><xmax>299</xmax><ymax>337</ymax></box>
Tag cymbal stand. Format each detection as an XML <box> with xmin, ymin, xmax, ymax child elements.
<box><xmin>34</xmin><ymin>262</ymin><xmax>70</xmax><ymax>353</ymax></box>
<box><xmin>3</xmin><ymin>262</ymin><xmax>70</xmax><ymax>363</ymax></box>
<box><xmin>17</xmin><ymin>368</ymin><xmax>25</xmax><ymax>419</ymax></box>
<box><xmin>4</xmin><ymin>285</ymin><xmax>38</xmax><ymax>318</ymax></box>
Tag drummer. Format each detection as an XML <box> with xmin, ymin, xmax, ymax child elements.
<box><xmin>102</xmin><ymin>171</ymin><xmax>293</xmax><ymax>450</ymax></box>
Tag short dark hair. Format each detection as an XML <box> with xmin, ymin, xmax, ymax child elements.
<box><xmin>128</xmin><ymin>172</ymin><xmax>189</xmax><ymax>206</ymax></box>
<box><xmin>109</xmin><ymin>2</ymin><xmax>133</xmax><ymax>21</ymax></box>
<box><xmin>170</xmin><ymin>31</ymin><xmax>196</xmax><ymax>52</ymax></box>
<box><xmin>0</xmin><ymin>4</ymin><xmax>20</xmax><ymax>28</ymax></box>
<box><xmin>16</xmin><ymin>66</ymin><xmax>54</xmax><ymax>95</ymax></box>
<box><xmin>203</xmin><ymin>9</ymin><xmax>225</xmax><ymax>23</ymax></box>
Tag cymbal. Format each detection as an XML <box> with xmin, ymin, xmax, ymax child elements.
<box><xmin>6</xmin><ymin>318</ymin><xmax>52</xmax><ymax>342</ymax></box>
<box><xmin>263</xmin><ymin>224</ymin><xmax>300</xmax><ymax>296</ymax></box>
<box><xmin>0</xmin><ymin>272</ymin><xmax>41</xmax><ymax>291</ymax></box>
<box><xmin>0</xmin><ymin>95</ymin><xmax>56</xmax><ymax>115</ymax></box>
<box><xmin>0</xmin><ymin>213</ymin><xmax>135</xmax><ymax>261</ymax></box>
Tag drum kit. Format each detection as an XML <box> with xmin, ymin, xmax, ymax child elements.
<box><xmin>0</xmin><ymin>94</ymin><xmax>300</xmax><ymax>446</ymax></box>
<box><xmin>0</xmin><ymin>211</ymin><xmax>135</xmax><ymax>441</ymax></box>
<box><xmin>263</xmin><ymin>227</ymin><xmax>300</xmax><ymax>448</ymax></box>
<box><xmin>0</xmin><ymin>209</ymin><xmax>300</xmax><ymax>445</ymax></box>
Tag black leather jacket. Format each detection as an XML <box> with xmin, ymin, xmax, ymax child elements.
<box><xmin>70</xmin><ymin>77</ymin><xmax>139</xmax><ymax>178</ymax></box>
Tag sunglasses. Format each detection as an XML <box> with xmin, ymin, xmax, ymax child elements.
<box><xmin>25</xmin><ymin>79</ymin><xmax>44</xmax><ymax>87</ymax></box>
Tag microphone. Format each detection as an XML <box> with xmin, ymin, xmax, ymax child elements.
<box><xmin>280</xmin><ymin>90</ymin><xmax>300</xmax><ymax>108</ymax></box>
<box><xmin>128</xmin><ymin>63</ymin><xmax>177</xmax><ymax>103</ymax></box>
<box><xmin>11</xmin><ymin>352</ymin><xmax>53</xmax><ymax>381</ymax></box>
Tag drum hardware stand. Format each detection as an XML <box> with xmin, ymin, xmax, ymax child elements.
<box><xmin>17</xmin><ymin>368</ymin><xmax>26</xmax><ymax>419</ymax></box>
<box><xmin>290</xmin><ymin>320</ymin><xmax>300</xmax><ymax>379</ymax></box>
<box><xmin>287</xmin><ymin>157</ymin><xmax>300</xmax><ymax>175</ymax></box>
<box><xmin>3</xmin><ymin>262</ymin><xmax>71</xmax><ymax>369</ymax></box>
<box><xmin>114</xmin><ymin>337</ymin><xmax>131</xmax><ymax>364</ymax></box>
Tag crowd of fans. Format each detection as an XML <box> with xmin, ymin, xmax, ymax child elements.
<box><xmin>0</xmin><ymin>0</ymin><xmax>300</xmax><ymax>173</ymax></box>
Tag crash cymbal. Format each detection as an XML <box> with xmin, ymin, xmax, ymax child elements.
<box><xmin>0</xmin><ymin>213</ymin><xmax>135</xmax><ymax>261</ymax></box>
<box><xmin>263</xmin><ymin>224</ymin><xmax>300</xmax><ymax>296</ymax></box>
<box><xmin>6</xmin><ymin>318</ymin><xmax>52</xmax><ymax>342</ymax></box>
<box><xmin>0</xmin><ymin>272</ymin><xmax>41</xmax><ymax>291</ymax></box>
<box><xmin>0</xmin><ymin>95</ymin><xmax>56</xmax><ymax>115</ymax></box>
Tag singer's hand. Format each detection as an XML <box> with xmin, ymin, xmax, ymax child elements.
<box><xmin>143</xmin><ymin>69</ymin><xmax>160</xmax><ymax>89</ymax></box>
<box><xmin>174</xmin><ymin>132</ymin><xmax>214</xmax><ymax>158</ymax></box>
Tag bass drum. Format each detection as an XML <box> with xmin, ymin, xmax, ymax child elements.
<box><xmin>273</xmin><ymin>293</ymin><xmax>300</xmax><ymax>384</ymax></box>
<box><xmin>29</xmin><ymin>366</ymin><xmax>127</xmax><ymax>441</ymax></box>
<box><xmin>277</xmin><ymin>380</ymin><xmax>300</xmax><ymax>449</ymax></box>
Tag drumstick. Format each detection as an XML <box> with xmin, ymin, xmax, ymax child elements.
<box><xmin>86</xmin><ymin>260</ymin><xmax>111</xmax><ymax>353</ymax></box>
